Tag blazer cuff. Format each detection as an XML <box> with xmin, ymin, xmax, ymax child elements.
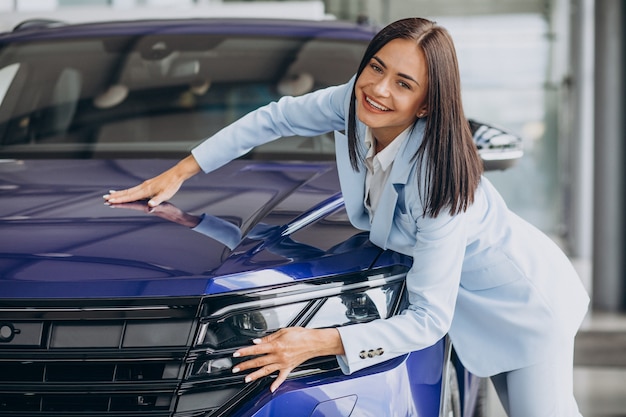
<box><xmin>336</xmin><ymin>323</ymin><xmax>397</xmax><ymax>375</ymax></box>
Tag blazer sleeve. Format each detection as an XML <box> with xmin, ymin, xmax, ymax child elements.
<box><xmin>336</xmin><ymin>209</ymin><xmax>467</xmax><ymax>375</ymax></box>
<box><xmin>191</xmin><ymin>78</ymin><xmax>354</xmax><ymax>173</ymax></box>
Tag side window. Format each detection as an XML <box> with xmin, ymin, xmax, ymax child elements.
<box><xmin>0</xmin><ymin>63</ymin><xmax>20</xmax><ymax>108</ymax></box>
<box><xmin>0</xmin><ymin>63</ymin><xmax>27</xmax><ymax>147</ymax></box>
<box><xmin>0</xmin><ymin>63</ymin><xmax>23</xmax><ymax>126</ymax></box>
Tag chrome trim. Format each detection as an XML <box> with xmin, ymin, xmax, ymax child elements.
<box><xmin>479</xmin><ymin>149</ymin><xmax>524</xmax><ymax>161</ymax></box>
<box><xmin>281</xmin><ymin>194</ymin><xmax>344</xmax><ymax>236</ymax></box>
<box><xmin>0</xmin><ymin>306</ymin><xmax>170</xmax><ymax>313</ymax></box>
<box><xmin>206</xmin><ymin>272</ymin><xmax>405</xmax><ymax>319</ymax></box>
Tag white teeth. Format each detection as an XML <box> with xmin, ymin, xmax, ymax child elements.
<box><xmin>366</xmin><ymin>96</ymin><xmax>389</xmax><ymax>111</ymax></box>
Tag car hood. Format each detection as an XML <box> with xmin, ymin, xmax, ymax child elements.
<box><xmin>0</xmin><ymin>159</ymin><xmax>383</xmax><ymax>299</ymax></box>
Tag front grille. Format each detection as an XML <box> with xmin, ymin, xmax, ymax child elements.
<box><xmin>0</xmin><ymin>298</ymin><xmax>257</xmax><ymax>417</ymax></box>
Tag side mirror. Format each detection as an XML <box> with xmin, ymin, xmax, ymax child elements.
<box><xmin>469</xmin><ymin>119</ymin><xmax>524</xmax><ymax>171</ymax></box>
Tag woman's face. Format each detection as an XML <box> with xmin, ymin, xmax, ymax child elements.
<box><xmin>355</xmin><ymin>38</ymin><xmax>429</xmax><ymax>145</ymax></box>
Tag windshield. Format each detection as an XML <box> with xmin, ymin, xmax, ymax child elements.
<box><xmin>0</xmin><ymin>32</ymin><xmax>367</xmax><ymax>160</ymax></box>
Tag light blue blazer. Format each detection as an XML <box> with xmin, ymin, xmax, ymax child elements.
<box><xmin>192</xmin><ymin>77</ymin><xmax>590</xmax><ymax>378</ymax></box>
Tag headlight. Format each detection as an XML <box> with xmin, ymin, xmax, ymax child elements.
<box><xmin>176</xmin><ymin>266</ymin><xmax>407</xmax><ymax>416</ymax></box>
<box><xmin>190</xmin><ymin>266</ymin><xmax>407</xmax><ymax>379</ymax></box>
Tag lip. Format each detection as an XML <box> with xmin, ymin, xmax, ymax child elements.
<box><xmin>363</xmin><ymin>95</ymin><xmax>391</xmax><ymax>113</ymax></box>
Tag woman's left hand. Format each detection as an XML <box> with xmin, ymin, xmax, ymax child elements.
<box><xmin>232</xmin><ymin>327</ymin><xmax>344</xmax><ymax>393</ymax></box>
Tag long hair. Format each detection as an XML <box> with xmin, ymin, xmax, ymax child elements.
<box><xmin>347</xmin><ymin>17</ymin><xmax>483</xmax><ymax>217</ymax></box>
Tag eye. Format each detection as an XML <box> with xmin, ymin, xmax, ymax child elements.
<box><xmin>398</xmin><ymin>80</ymin><xmax>411</xmax><ymax>90</ymax></box>
<box><xmin>369</xmin><ymin>62</ymin><xmax>383</xmax><ymax>73</ymax></box>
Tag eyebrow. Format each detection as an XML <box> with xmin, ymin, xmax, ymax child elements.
<box><xmin>373</xmin><ymin>55</ymin><xmax>420</xmax><ymax>86</ymax></box>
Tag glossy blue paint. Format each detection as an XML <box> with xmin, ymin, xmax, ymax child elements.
<box><xmin>0</xmin><ymin>159</ymin><xmax>379</xmax><ymax>298</ymax></box>
<box><xmin>229</xmin><ymin>339</ymin><xmax>445</xmax><ymax>417</ymax></box>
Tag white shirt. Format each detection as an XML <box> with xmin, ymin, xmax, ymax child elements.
<box><xmin>363</xmin><ymin>126</ymin><xmax>411</xmax><ymax>217</ymax></box>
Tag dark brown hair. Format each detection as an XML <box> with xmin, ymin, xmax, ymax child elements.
<box><xmin>347</xmin><ymin>17</ymin><xmax>483</xmax><ymax>217</ymax></box>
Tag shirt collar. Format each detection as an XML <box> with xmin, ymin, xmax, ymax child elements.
<box><xmin>364</xmin><ymin>126</ymin><xmax>412</xmax><ymax>171</ymax></box>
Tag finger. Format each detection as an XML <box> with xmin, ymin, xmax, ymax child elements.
<box><xmin>231</xmin><ymin>339</ymin><xmax>277</xmax><ymax>374</ymax></box>
<box><xmin>232</xmin><ymin>352</ymin><xmax>275</xmax><ymax>373</ymax></box>
<box><xmin>145</xmin><ymin>180</ymin><xmax>182</xmax><ymax>207</ymax></box>
<box><xmin>147</xmin><ymin>192</ymin><xmax>169</xmax><ymax>207</ymax></box>
<box><xmin>269</xmin><ymin>369</ymin><xmax>291</xmax><ymax>393</ymax></box>
<box><xmin>232</xmin><ymin>338</ymin><xmax>268</xmax><ymax>359</ymax></box>
<box><xmin>106</xmin><ymin>185</ymin><xmax>152</xmax><ymax>204</ymax></box>
<box><xmin>241</xmin><ymin>363</ymin><xmax>280</xmax><ymax>384</ymax></box>
<box><xmin>104</xmin><ymin>187</ymin><xmax>134</xmax><ymax>203</ymax></box>
<box><xmin>102</xmin><ymin>190</ymin><xmax>116</xmax><ymax>202</ymax></box>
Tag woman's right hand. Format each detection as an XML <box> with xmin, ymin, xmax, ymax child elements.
<box><xmin>103</xmin><ymin>154</ymin><xmax>201</xmax><ymax>207</ymax></box>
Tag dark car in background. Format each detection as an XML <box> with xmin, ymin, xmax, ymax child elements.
<box><xmin>0</xmin><ymin>17</ymin><xmax>521</xmax><ymax>417</ymax></box>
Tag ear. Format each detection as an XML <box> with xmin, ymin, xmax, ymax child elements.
<box><xmin>417</xmin><ymin>107</ymin><xmax>428</xmax><ymax>118</ymax></box>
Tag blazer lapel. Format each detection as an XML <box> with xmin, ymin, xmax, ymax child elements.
<box><xmin>368</xmin><ymin>119</ymin><xmax>426</xmax><ymax>249</ymax></box>
<box><xmin>334</xmin><ymin>129</ymin><xmax>370</xmax><ymax>230</ymax></box>
<box><xmin>334</xmin><ymin>112</ymin><xmax>426</xmax><ymax>245</ymax></box>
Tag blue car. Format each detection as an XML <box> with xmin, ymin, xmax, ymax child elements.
<box><xmin>0</xmin><ymin>17</ymin><xmax>521</xmax><ymax>417</ymax></box>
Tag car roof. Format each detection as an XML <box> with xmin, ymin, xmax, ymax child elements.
<box><xmin>0</xmin><ymin>17</ymin><xmax>379</xmax><ymax>43</ymax></box>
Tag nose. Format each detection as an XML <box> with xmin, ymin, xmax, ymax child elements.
<box><xmin>371</xmin><ymin>76</ymin><xmax>391</xmax><ymax>97</ymax></box>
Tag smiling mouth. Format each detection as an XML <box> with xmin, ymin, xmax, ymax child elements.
<box><xmin>365</xmin><ymin>96</ymin><xmax>390</xmax><ymax>112</ymax></box>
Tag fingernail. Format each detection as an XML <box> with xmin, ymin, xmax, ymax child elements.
<box><xmin>245</xmin><ymin>376</ymin><xmax>251</xmax><ymax>383</ymax></box>
<box><xmin>232</xmin><ymin>352</ymin><xmax>240</xmax><ymax>358</ymax></box>
<box><xmin>103</xmin><ymin>194</ymin><xmax>110</xmax><ymax>199</ymax></box>
<box><xmin>270</xmin><ymin>386</ymin><xmax>276</xmax><ymax>393</ymax></box>
<box><xmin>232</xmin><ymin>367</ymin><xmax>240</xmax><ymax>373</ymax></box>
<box><xmin>109</xmin><ymin>190</ymin><xmax>117</xmax><ymax>194</ymax></box>
<box><xmin>252</xmin><ymin>339</ymin><xmax>262</xmax><ymax>344</ymax></box>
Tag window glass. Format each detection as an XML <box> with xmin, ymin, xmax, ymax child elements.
<box><xmin>0</xmin><ymin>35</ymin><xmax>366</xmax><ymax>159</ymax></box>
<box><xmin>442</xmin><ymin>14</ymin><xmax>558</xmax><ymax>233</ymax></box>
<box><xmin>0</xmin><ymin>63</ymin><xmax>20</xmax><ymax>107</ymax></box>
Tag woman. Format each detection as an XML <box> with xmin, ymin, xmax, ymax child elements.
<box><xmin>105</xmin><ymin>17</ymin><xmax>589</xmax><ymax>416</ymax></box>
